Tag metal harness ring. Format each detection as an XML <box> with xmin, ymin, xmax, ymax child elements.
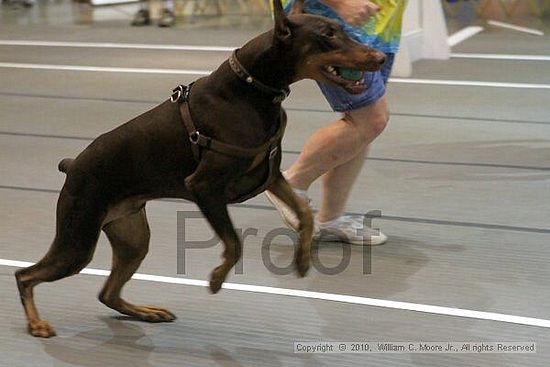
<box><xmin>170</xmin><ymin>89</ymin><xmax>182</xmax><ymax>103</ymax></box>
<box><xmin>171</xmin><ymin>85</ymin><xmax>190</xmax><ymax>103</ymax></box>
<box><xmin>189</xmin><ymin>131</ymin><xmax>200</xmax><ymax>144</ymax></box>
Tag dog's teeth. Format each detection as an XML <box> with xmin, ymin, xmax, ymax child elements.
<box><xmin>326</xmin><ymin>66</ymin><xmax>335</xmax><ymax>72</ymax></box>
<box><xmin>331</xmin><ymin>70</ymin><xmax>338</xmax><ymax>76</ymax></box>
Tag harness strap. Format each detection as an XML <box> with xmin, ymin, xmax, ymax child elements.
<box><xmin>179</xmin><ymin>101</ymin><xmax>202</xmax><ymax>161</ymax></box>
<box><xmin>173</xmin><ymin>84</ymin><xmax>286</xmax><ymax>162</ymax></box>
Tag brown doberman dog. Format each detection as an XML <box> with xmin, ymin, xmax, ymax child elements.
<box><xmin>15</xmin><ymin>0</ymin><xmax>386</xmax><ymax>337</ymax></box>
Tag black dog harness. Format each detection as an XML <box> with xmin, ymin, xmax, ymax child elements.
<box><xmin>170</xmin><ymin>51</ymin><xmax>289</xmax><ymax>202</ymax></box>
<box><xmin>171</xmin><ymin>84</ymin><xmax>286</xmax><ymax>163</ymax></box>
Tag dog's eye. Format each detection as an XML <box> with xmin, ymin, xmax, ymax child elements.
<box><xmin>324</xmin><ymin>29</ymin><xmax>335</xmax><ymax>38</ymax></box>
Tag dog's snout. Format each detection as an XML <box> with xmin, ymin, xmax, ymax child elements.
<box><xmin>376</xmin><ymin>52</ymin><xmax>387</xmax><ymax>66</ymax></box>
<box><xmin>360</xmin><ymin>50</ymin><xmax>387</xmax><ymax>71</ymax></box>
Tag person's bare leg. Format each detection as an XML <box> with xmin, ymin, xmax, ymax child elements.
<box><xmin>317</xmin><ymin>143</ymin><xmax>369</xmax><ymax>222</ymax></box>
<box><xmin>284</xmin><ymin>118</ymin><xmax>365</xmax><ymax>191</ymax></box>
<box><xmin>284</xmin><ymin>96</ymin><xmax>389</xmax><ymax>220</ymax></box>
<box><xmin>317</xmin><ymin>96</ymin><xmax>389</xmax><ymax>222</ymax></box>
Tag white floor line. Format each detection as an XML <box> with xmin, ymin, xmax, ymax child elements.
<box><xmin>3</xmin><ymin>39</ymin><xmax>550</xmax><ymax>63</ymax></box>
<box><xmin>487</xmin><ymin>20</ymin><xmax>544</xmax><ymax>36</ymax></box>
<box><xmin>0</xmin><ymin>40</ymin><xmax>236</xmax><ymax>52</ymax></box>
<box><xmin>2</xmin><ymin>62</ymin><xmax>550</xmax><ymax>90</ymax></box>
<box><xmin>2</xmin><ymin>258</ymin><xmax>550</xmax><ymax>328</ymax></box>
<box><xmin>451</xmin><ymin>53</ymin><xmax>550</xmax><ymax>62</ymax></box>
<box><xmin>389</xmin><ymin>78</ymin><xmax>550</xmax><ymax>90</ymax></box>
<box><xmin>0</xmin><ymin>62</ymin><xmax>211</xmax><ymax>76</ymax></box>
<box><xmin>447</xmin><ymin>26</ymin><xmax>484</xmax><ymax>47</ymax></box>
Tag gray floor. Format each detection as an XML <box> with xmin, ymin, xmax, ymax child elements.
<box><xmin>1</xmin><ymin>1</ymin><xmax>550</xmax><ymax>366</ymax></box>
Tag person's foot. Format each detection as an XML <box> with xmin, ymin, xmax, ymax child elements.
<box><xmin>265</xmin><ymin>189</ymin><xmax>311</xmax><ymax>232</ymax></box>
<box><xmin>131</xmin><ymin>9</ymin><xmax>150</xmax><ymax>26</ymax></box>
<box><xmin>265</xmin><ymin>185</ymin><xmax>387</xmax><ymax>246</ymax></box>
<box><xmin>315</xmin><ymin>215</ymin><xmax>387</xmax><ymax>246</ymax></box>
<box><xmin>158</xmin><ymin>8</ymin><xmax>175</xmax><ymax>27</ymax></box>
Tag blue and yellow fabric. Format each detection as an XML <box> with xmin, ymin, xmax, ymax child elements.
<box><xmin>282</xmin><ymin>0</ymin><xmax>407</xmax><ymax>53</ymax></box>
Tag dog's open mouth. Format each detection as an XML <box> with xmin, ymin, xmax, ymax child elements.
<box><xmin>322</xmin><ymin>65</ymin><xmax>366</xmax><ymax>94</ymax></box>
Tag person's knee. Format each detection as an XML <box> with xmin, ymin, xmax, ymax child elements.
<box><xmin>367</xmin><ymin>107</ymin><xmax>390</xmax><ymax>137</ymax></box>
<box><xmin>344</xmin><ymin>101</ymin><xmax>389</xmax><ymax>143</ymax></box>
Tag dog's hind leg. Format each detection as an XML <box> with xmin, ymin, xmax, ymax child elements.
<box><xmin>15</xmin><ymin>187</ymin><xmax>104</xmax><ymax>337</ymax></box>
<box><xmin>266</xmin><ymin>174</ymin><xmax>313</xmax><ymax>277</ymax></box>
<box><xmin>99</xmin><ymin>207</ymin><xmax>175</xmax><ymax>322</ymax></box>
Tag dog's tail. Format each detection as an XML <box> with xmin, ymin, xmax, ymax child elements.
<box><xmin>58</xmin><ymin>158</ymin><xmax>74</xmax><ymax>174</ymax></box>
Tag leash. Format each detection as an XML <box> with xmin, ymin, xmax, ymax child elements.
<box><xmin>170</xmin><ymin>84</ymin><xmax>286</xmax><ymax>163</ymax></box>
<box><xmin>228</xmin><ymin>50</ymin><xmax>290</xmax><ymax>104</ymax></box>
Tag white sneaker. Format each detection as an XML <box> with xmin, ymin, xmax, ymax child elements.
<box><xmin>265</xmin><ymin>189</ymin><xmax>311</xmax><ymax>232</ymax></box>
<box><xmin>315</xmin><ymin>215</ymin><xmax>387</xmax><ymax>246</ymax></box>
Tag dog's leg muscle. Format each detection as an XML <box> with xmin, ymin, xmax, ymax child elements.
<box><xmin>185</xmin><ymin>156</ymin><xmax>245</xmax><ymax>294</ymax></box>
<box><xmin>266</xmin><ymin>174</ymin><xmax>313</xmax><ymax>276</ymax></box>
<box><xmin>15</xmin><ymin>187</ymin><xmax>104</xmax><ymax>337</ymax></box>
<box><xmin>99</xmin><ymin>207</ymin><xmax>176</xmax><ymax>322</ymax></box>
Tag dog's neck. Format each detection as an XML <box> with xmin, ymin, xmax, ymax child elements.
<box><xmin>229</xmin><ymin>50</ymin><xmax>289</xmax><ymax>103</ymax></box>
<box><xmin>231</xmin><ymin>31</ymin><xmax>298</xmax><ymax>94</ymax></box>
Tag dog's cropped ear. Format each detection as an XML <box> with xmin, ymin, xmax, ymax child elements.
<box><xmin>289</xmin><ymin>0</ymin><xmax>304</xmax><ymax>15</ymax></box>
<box><xmin>273</xmin><ymin>0</ymin><xmax>292</xmax><ymax>41</ymax></box>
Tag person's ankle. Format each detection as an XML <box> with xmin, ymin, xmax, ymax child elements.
<box><xmin>316</xmin><ymin>214</ymin><xmax>341</xmax><ymax>225</ymax></box>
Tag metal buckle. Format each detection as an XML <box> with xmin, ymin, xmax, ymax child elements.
<box><xmin>189</xmin><ymin>131</ymin><xmax>200</xmax><ymax>144</ymax></box>
<box><xmin>272</xmin><ymin>89</ymin><xmax>290</xmax><ymax>104</ymax></box>
<box><xmin>170</xmin><ymin>85</ymin><xmax>190</xmax><ymax>103</ymax></box>
<box><xmin>170</xmin><ymin>89</ymin><xmax>182</xmax><ymax>103</ymax></box>
<box><xmin>269</xmin><ymin>146</ymin><xmax>278</xmax><ymax>159</ymax></box>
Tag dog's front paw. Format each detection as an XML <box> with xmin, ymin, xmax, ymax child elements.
<box><xmin>209</xmin><ymin>267</ymin><xmax>226</xmax><ymax>294</ymax></box>
<box><xmin>28</xmin><ymin>319</ymin><xmax>56</xmax><ymax>338</ymax></box>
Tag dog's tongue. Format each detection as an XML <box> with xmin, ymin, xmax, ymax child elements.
<box><xmin>338</xmin><ymin>67</ymin><xmax>363</xmax><ymax>81</ymax></box>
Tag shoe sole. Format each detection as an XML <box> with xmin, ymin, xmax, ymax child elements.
<box><xmin>314</xmin><ymin>232</ymin><xmax>388</xmax><ymax>246</ymax></box>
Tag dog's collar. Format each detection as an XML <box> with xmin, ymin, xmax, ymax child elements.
<box><xmin>228</xmin><ymin>50</ymin><xmax>290</xmax><ymax>104</ymax></box>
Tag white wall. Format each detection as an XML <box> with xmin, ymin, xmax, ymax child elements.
<box><xmin>393</xmin><ymin>0</ymin><xmax>450</xmax><ymax>77</ymax></box>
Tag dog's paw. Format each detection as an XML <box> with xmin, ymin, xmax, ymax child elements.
<box><xmin>209</xmin><ymin>268</ymin><xmax>226</xmax><ymax>294</ymax></box>
<box><xmin>28</xmin><ymin>319</ymin><xmax>57</xmax><ymax>338</ymax></box>
<box><xmin>134</xmin><ymin>306</ymin><xmax>176</xmax><ymax>322</ymax></box>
